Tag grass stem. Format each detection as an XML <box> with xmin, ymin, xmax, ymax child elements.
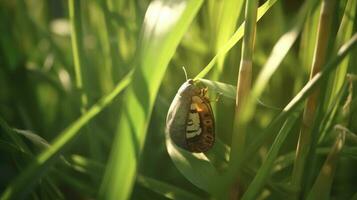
<box><xmin>291</xmin><ymin>0</ymin><xmax>336</xmax><ymax>196</ymax></box>
<box><xmin>229</xmin><ymin>0</ymin><xmax>258</xmax><ymax>198</ymax></box>
<box><xmin>69</xmin><ymin>0</ymin><xmax>88</xmax><ymax>113</ymax></box>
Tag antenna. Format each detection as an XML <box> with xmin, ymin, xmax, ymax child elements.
<box><xmin>182</xmin><ymin>66</ymin><xmax>188</xmax><ymax>81</ymax></box>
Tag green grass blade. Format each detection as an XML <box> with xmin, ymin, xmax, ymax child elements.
<box><xmin>210</xmin><ymin>0</ymin><xmax>244</xmax><ymax>79</ymax></box>
<box><xmin>69</xmin><ymin>154</ymin><xmax>203</xmax><ymax>200</ymax></box>
<box><xmin>68</xmin><ymin>0</ymin><xmax>88</xmax><ymax>113</ymax></box>
<box><xmin>306</xmin><ymin>131</ymin><xmax>346</xmax><ymax>200</ymax></box>
<box><xmin>0</xmin><ymin>117</ymin><xmax>31</xmax><ymax>154</ymax></box>
<box><xmin>13</xmin><ymin>128</ymin><xmax>51</xmax><ymax>150</ymax></box>
<box><xmin>245</xmin><ymin>33</ymin><xmax>357</xmax><ymax>162</ymax></box>
<box><xmin>318</xmin><ymin>82</ymin><xmax>348</xmax><ymax>142</ymax></box>
<box><xmin>232</xmin><ymin>0</ymin><xmax>319</xmax><ymax>131</ymax></box>
<box><xmin>137</xmin><ymin>175</ymin><xmax>202</xmax><ymax>200</ymax></box>
<box><xmin>99</xmin><ymin>1</ymin><xmax>204</xmax><ymax>199</ymax></box>
<box><xmin>252</xmin><ymin>0</ymin><xmax>318</xmax><ymax>101</ymax></box>
<box><xmin>230</xmin><ymin>0</ymin><xmax>258</xmax><ymax>173</ymax></box>
<box><xmin>166</xmin><ymin>135</ymin><xmax>220</xmax><ymax>193</ymax></box>
<box><xmin>195</xmin><ymin>0</ymin><xmax>279</xmax><ymax>79</ymax></box>
<box><xmin>0</xmin><ymin>71</ymin><xmax>133</xmax><ymax>200</ymax></box>
<box><xmin>327</xmin><ymin>0</ymin><xmax>357</xmax><ymax>108</ymax></box>
<box><xmin>241</xmin><ymin>115</ymin><xmax>298</xmax><ymax>200</ymax></box>
<box><xmin>299</xmin><ymin>4</ymin><xmax>320</xmax><ymax>74</ymax></box>
<box><xmin>198</xmin><ymin>79</ymin><xmax>236</xmax><ymax>99</ymax></box>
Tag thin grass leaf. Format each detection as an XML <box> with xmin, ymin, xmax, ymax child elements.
<box><xmin>252</xmin><ymin>0</ymin><xmax>318</xmax><ymax>101</ymax></box>
<box><xmin>198</xmin><ymin>79</ymin><xmax>236</xmax><ymax>99</ymax></box>
<box><xmin>230</xmin><ymin>0</ymin><xmax>258</xmax><ymax>175</ymax></box>
<box><xmin>195</xmin><ymin>0</ymin><xmax>279</xmax><ymax>79</ymax></box>
<box><xmin>273</xmin><ymin>145</ymin><xmax>357</xmax><ymax>174</ymax></box>
<box><xmin>241</xmin><ymin>114</ymin><xmax>298</xmax><ymax>200</ymax></box>
<box><xmin>306</xmin><ymin>131</ymin><xmax>346</xmax><ymax>200</ymax></box>
<box><xmin>0</xmin><ymin>71</ymin><xmax>133</xmax><ymax>200</ymax></box>
<box><xmin>0</xmin><ymin>117</ymin><xmax>31</xmax><ymax>154</ymax></box>
<box><xmin>210</xmin><ymin>0</ymin><xmax>244</xmax><ymax>80</ymax></box>
<box><xmin>327</xmin><ymin>0</ymin><xmax>357</xmax><ymax>108</ymax></box>
<box><xmin>13</xmin><ymin>128</ymin><xmax>50</xmax><ymax>149</ymax></box>
<box><xmin>299</xmin><ymin>4</ymin><xmax>320</xmax><ymax>73</ymax></box>
<box><xmin>68</xmin><ymin>0</ymin><xmax>88</xmax><ymax>113</ymax></box>
<box><xmin>137</xmin><ymin>175</ymin><xmax>202</xmax><ymax>200</ymax></box>
<box><xmin>292</xmin><ymin>0</ymin><xmax>337</xmax><ymax>193</ymax></box>
<box><xmin>198</xmin><ymin>79</ymin><xmax>284</xmax><ymax>111</ymax></box>
<box><xmin>245</xmin><ymin>33</ymin><xmax>357</xmax><ymax>165</ymax></box>
<box><xmin>318</xmin><ymin>82</ymin><xmax>348</xmax><ymax>142</ymax></box>
<box><xmin>232</xmin><ymin>0</ymin><xmax>319</xmax><ymax>135</ymax></box>
<box><xmin>99</xmin><ymin>1</ymin><xmax>204</xmax><ymax>199</ymax></box>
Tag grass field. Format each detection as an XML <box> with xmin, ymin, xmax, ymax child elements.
<box><xmin>0</xmin><ymin>0</ymin><xmax>357</xmax><ymax>199</ymax></box>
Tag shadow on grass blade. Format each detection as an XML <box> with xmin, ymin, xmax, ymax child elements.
<box><xmin>166</xmin><ymin>135</ymin><xmax>220</xmax><ymax>194</ymax></box>
<box><xmin>99</xmin><ymin>1</ymin><xmax>204</xmax><ymax>199</ymax></box>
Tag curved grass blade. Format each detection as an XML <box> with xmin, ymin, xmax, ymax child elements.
<box><xmin>252</xmin><ymin>0</ymin><xmax>318</xmax><ymax>101</ymax></box>
<box><xmin>241</xmin><ymin>115</ymin><xmax>298</xmax><ymax>200</ymax></box>
<box><xmin>245</xmin><ymin>33</ymin><xmax>357</xmax><ymax>161</ymax></box>
<box><xmin>195</xmin><ymin>0</ymin><xmax>279</xmax><ymax>79</ymax></box>
<box><xmin>238</xmin><ymin>0</ymin><xmax>319</xmax><ymax>127</ymax></box>
<box><xmin>198</xmin><ymin>78</ymin><xmax>236</xmax><ymax>99</ymax></box>
<box><xmin>209</xmin><ymin>0</ymin><xmax>244</xmax><ymax>79</ymax></box>
<box><xmin>0</xmin><ymin>117</ymin><xmax>31</xmax><ymax>154</ymax></box>
<box><xmin>166</xmin><ymin>137</ymin><xmax>220</xmax><ymax>194</ymax></box>
<box><xmin>13</xmin><ymin>128</ymin><xmax>51</xmax><ymax>149</ymax></box>
<box><xmin>0</xmin><ymin>71</ymin><xmax>133</xmax><ymax>200</ymax></box>
<box><xmin>306</xmin><ymin>131</ymin><xmax>346</xmax><ymax>200</ymax></box>
<box><xmin>99</xmin><ymin>1</ymin><xmax>204</xmax><ymax>199</ymax></box>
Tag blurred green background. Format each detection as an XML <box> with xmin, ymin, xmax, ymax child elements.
<box><xmin>1</xmin><ymin>0</ymin><xmax>357</xmax><ymax>199</ymax></box>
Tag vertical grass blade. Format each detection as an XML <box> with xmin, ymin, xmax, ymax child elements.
<box><xmin>327</xmin><ymin>0</ymin><xmax>357</xmax><ymax>108</ymax></box>
<box><xmin>227</xmin><ymin>0</ymin><xmax>258</xmax><ymax>198</ymax></box>
<box><xmin>99</xmin><ymin>1</ymin><xmax>204</xmax><ymax>199</ymax></box>
<box><xmin>195</xmin><ymin>0</ymin><xmax>279</xmax><ymax>79</ymax></box>
<box><xmin>252</xmin><ymin>0</ymin><xmax>318</xmax><ymax>101</ymax></box>
<box><xmin>240</xmin><ymin>0</ymin><xmax>319</xmax><ymax>127</ymax></box>
<box><xmin>68</xmin><ymin>0</ymin><xmax>88</xmax><ymax>113</ymax></box>
<box><xmin>292</xmin><ymin>0</ymin><xmax>337</xmax><ymax>195</ymax></box>
<box><xmin>299</xmin><ymin>5</ymin><xmax>320</xmax><ymax>74</ymax></box>
<box><xmin>230</xmin><ymin>0</ymin><xmax>258</xmax><ymax>171</ymax></box>
<box><xmin>210</xmin><ymin>0</ymin><xmax>244</xmax><ymax>80</ymax></box>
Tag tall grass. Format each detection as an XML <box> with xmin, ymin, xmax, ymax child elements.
<box><xmin>0</xmin><ymin>0</ymin><xmax>357</xmax><ymax>199</ymax></box>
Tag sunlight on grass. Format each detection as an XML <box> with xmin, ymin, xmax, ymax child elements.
<box><xmin>1</xmin><ymin>0</ymin><xmax>357</xmax><ymax>199</ymax></box>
